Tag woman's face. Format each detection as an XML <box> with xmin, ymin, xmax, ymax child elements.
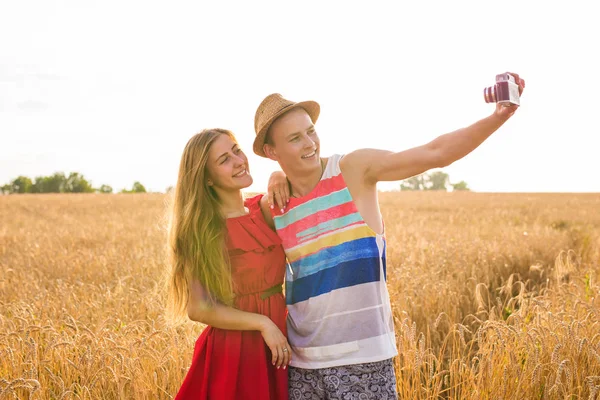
<box><xmin>206</xmin><ymin>134</ymin><xmax>253</xmax><ymax>191</ymax></box>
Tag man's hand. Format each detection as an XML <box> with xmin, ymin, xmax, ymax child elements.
<box><xmin>493</xmin><ymin>72</ymin><xmax>526</xmax><ymax>120</ymax></box>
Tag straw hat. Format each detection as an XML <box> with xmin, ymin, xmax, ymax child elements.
<box><xmin>253</xmin><ymin>93</ymin><xmax>320</xmax><ymax>157</ymax></box>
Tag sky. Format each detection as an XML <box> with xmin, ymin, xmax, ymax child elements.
<box><xmin>1</xmin><ymin>0</ymin><xmax>599</xmax><ymax>193</ymax></box>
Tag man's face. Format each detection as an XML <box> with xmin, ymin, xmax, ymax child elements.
<box><xmin>264</xmin><ymin>107</ymin><xmax>320</xmax><ymax>173</ymax></box>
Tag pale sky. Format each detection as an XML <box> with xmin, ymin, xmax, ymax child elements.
<box><xmin>1</xmin><ymin>0</ymin><xmax>598</xmax><ymax>193</ymax></box>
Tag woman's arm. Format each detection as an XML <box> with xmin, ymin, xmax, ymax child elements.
<box><xmin>266</xmin><ymin>170</ymin><xmax>289</xmax><ymax>213</ymax></box>
<box><xmin>187</xmin><ymin>280</ymin><xmax>291</xmax><ymax>368</ymax></box>
<box><xmin>259</xmin><ymin>171</ymin><xmax>289</xmax><ymax>229</ymax></box>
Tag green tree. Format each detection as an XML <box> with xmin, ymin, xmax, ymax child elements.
<box><xmin>426</xmin><ymin>171</ymin><xmax>450</xmax><ymax>191</ymax></box>
<box><xmin>98</xmin><ymin>184</ymin><xmax>113</xmax><ymax>194</ymax></box>
<box><xmin>63</xmin><ymin>172</ymin><xmax>94</xmax><ymax>193</ymax></box>
<box><xmin>451</xmin><ymin>180</ymin><xmax>470</xmax><ymax>191</ymax></box>
<box><xmin>401</xmin><ymin>170</ymin><xmax>469</xmax><ymax>192</ymax></box>
<box><xmin>32</xmin><ymin>172</ymin><xmax>66</xmax><ymax>193</ymax></box>
<box><xmin>121</xmin><ymin>181</ymin><xmax>147</xmax><ymax>193</ymax></box>
<box><xmin>9</xmin><ymin>176</ymin><xmax>33</xmax><ymax>193</ymax></box>
<box><xmin>400</xmin><ymin>174</ymin><xmax>427</xmax><ymax>191</ymax></box>
<box><xmin>132</xmin><ymin>181</ymin><xmax>146</xmax><ymax>193</ymax></box>
<box><xmin>3</xmin><ymin>172</ymin><xmax>112</xmax><ymax>194</ymax></box>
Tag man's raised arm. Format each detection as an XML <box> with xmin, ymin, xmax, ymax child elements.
<box><xmin>343</xmin><ymin>78</ymin><xmax>525</xmax><ymax>185</ymax></box>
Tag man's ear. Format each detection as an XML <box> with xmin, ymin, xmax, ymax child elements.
<box><xmin>263</xmin><ymin>143</ymin><xmax>277</xmax><ymax>161</ymax></box>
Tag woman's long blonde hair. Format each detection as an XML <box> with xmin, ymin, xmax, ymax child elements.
<box><xmin>166</xmin><ymin>128</ymin><xmax>236</xmax><ymax>318</ymax></box>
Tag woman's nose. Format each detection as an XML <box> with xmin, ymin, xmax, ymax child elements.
<box><xmin>233</xmin><ymin>154</ymin><xmax>245</xmax><ymax>166</ymax></box>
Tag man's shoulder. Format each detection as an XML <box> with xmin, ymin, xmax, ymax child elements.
<box><xmin>338</xmin><ymin>149</ymin><xmax>369</xmax><ymax>173</ymax></box>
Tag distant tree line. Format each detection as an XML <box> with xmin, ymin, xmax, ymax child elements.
<box><xmin>400</xmin><ymin>170</ymin><xmax>470</xmax><ymax>191</ymax></box>
<box><xmin>2</xmin><ymin>170</ymin><xmax>467</xmax><ymax>194</ymax></box>
<box><xmin>1</xmin><ymin>172</ymin><xmax>147</xmax><ymax>194</ymax></box>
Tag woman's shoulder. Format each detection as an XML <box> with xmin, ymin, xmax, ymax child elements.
<box><xmin>243</xmin><ymin>193</ymin><xmax>264</xmax><ymax>211</ymax></box>
<box><xmin>225</xmin><ymin>193</ymin><xmax>281</xmax><ymax>255</ymax></box>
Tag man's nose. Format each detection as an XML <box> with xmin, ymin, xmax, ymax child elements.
<box><xmin>302</xmin><ymin>134</ymin><xmax>316</xmax><ymax>148</ymax></box>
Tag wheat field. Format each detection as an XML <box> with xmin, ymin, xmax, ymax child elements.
<box><xmin>1</xmin><ymin>192</ymin><xmax>599</xmax><ymax>399</ymax></box>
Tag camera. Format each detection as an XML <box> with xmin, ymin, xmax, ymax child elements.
<box><xmin>483</xmin><ymin>72</ymin><xmax>524</xmax><ymax>106</ymax></box>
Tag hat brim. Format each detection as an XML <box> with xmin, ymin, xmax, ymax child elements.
<box><xmin>253</xmin><ymin>101</ymin><xmax>320</xmax><ymax>158</ymax></box>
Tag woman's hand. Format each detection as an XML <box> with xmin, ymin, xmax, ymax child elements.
<box><xmin>267</xmin><ymin>171</ymin><xmax>290</xmax><ymax>213</ymax></box>
<box><xmin>259</xmin><ymin>317</ymin><xmax>292</xmax><ymax>369</ymax></box>
<box><xmin>185</xmin><ymin>295</ymin><xmax>292</xmax><ymax>368</ymax></box>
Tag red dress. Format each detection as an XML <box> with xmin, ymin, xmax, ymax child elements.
<box><xmin>175</xmin><ymin>194</ymin><xmax>288</xmax><ymax>400</ymax></box>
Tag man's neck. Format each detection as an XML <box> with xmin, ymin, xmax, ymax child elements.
<box><xmin>288</xmin><ymin>158</ymin><xmax>326</xmax><ymax>198</ymax></box>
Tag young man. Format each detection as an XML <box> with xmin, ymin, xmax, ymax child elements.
<box><xmin>255</xmin><ymin>79</ymin><xmax>525</xmax><ymax>399</ymax></box>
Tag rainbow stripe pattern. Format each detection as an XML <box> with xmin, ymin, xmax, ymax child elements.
<box><xmin>273</xmin><ymin>154</ymin><xmax>397</xmax><ymax>369</ymax></box>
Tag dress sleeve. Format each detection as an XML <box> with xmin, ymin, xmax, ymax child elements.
<box><xmin>225</xmin><ymin>194</ymin><xmax>282</xmax><ymax>255</ymax></box>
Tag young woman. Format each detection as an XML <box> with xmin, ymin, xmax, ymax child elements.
<box><xmin>167</xmin><ymin>128</ymin><xmax>290</xmax><ymax>400</ymax></box>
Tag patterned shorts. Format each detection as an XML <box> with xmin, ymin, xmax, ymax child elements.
<box><xmin>288</xmin><ymin>358</ymin><xmax>398</xmax><ymax>399</ymax></box>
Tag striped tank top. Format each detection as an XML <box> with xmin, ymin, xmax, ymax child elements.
<box><xmin>272</xmin><ymin>154</ymin><xmax>397</xmax><ymax>369</ymax></box>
